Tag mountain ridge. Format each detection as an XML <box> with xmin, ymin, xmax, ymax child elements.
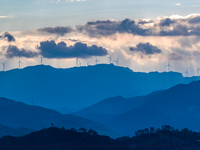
<box><xmin>0</xmin><ymin>64</ymin><xmax>199</xmax><ymax>112</ymax></box>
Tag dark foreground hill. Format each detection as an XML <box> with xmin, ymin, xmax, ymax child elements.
<box><xmin>0</xmin><ymin>127</ymin><xmax>130</xmax><ymax>150</ymax></box>
<box><xmin>0</xmin><ymin>97</ymin><xmax>116</xmax><ymax>137</ymax></box>
<box><xmin>117</xmin><ymin>125</ymin><xmax>200</xmax><ymax>150</ymax></box>
<box><xmin>1</xmin><ymin>126</ymin><xmax>200</xmax><ymax>150</ymax></box>
<box><xmin>0</xmin><ymin>64</ymin><xmax>198</xmax><ymax>112</ymax></box>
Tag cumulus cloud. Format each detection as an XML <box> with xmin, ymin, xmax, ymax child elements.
<box><xmin>5</xmin><ymin>45</ymin><xmax>38</xmax><ymax>58</ymax></box>
<box><xmin>129</xmin><ymin>42</ymin><xmax>162</xmax><ymax>55</ymax></box>
<box><xmin>159</xmin><ymin>18</ymin><xmax>176</xmax><ymax>26</ymax></box>
<box><xmin>188</xmin><ymin>16</ymin><xmax>200</xmax><ymax>24</ymax></box>
<box><xmin>37</xmin><ymin>26</ymin><xmax>73</xmax><ymax>36</ymax></box>
<box><xmin>77</xmin><ymin>18</ymin><xmax>149</xmax><ymax>37</ymax></box>
<box><xmin>76</xmin><ymin>14</ymin><xmax>200</xmax><ymax>37</ymax></box>
<box><xmin>0</xmin><ymin>32</ymin><xmax>15</xmax><ymax>42</ymax></box>
<box><xmin>37</xmin><ymin>40</ymin><xmax>108</xmax><ymax>59</ymax></box>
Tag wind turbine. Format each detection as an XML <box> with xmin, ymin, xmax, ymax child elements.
<box><xmin>87</xmin><ymin>61</ymin><xmax>90</xmax><ymax>66</ymax></box>
<box><xmin>108</xmin><ymin>55</ymin><xmax>112</xmax><ymax>64</ymax></box>
<box><xmin>40</xmin><ymin>56</ymin><xmax>43</xmax><ymax>65</ymax></box>
<box><xmin>166</xmin><ymin>61</ymin><xmax>172</xmax><ymax>72</ymax></box>
<box><xmin>1</xmin><ymin>61</ymin><xmax>6</xmax><ymax>71</ymax></box>
<box><xmin>76</xmin><ymin>56</ymin><xmax>79</xmax><ymax>67</ymax></box>
<box><xmin>197</xmin><ymin>66</ymin><xmax>200</xmax><ymax>76</ymax></box>
<box><xmin>95</xmin><ymin>58</ymin><xmax>99</xmax><ymax>65</ymax></box>
<box><xmin>184</xmin><ymin>68</ymin><xmax>189</xmax><ymax>77</ymax></box>
<box><xmin>114</xmin><ymin>57</ymin><xmax>119</xmax><ymax>66</ymax></box>
<box><xmin>17</xmin><ymin>58</ymin><xmax>23</xmax><ymax>69</ymax></box>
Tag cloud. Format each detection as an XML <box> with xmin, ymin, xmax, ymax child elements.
<box><xmin>193</xmin><ymin>51</ymin><xmax>200</xmax><ymax>56</ymax></box>
<box><xmin>159</xmin><ymin>18</ymin><xmax>176</xmax><ymax>26</ymax></box>
<box><xmin>188</xmin><ymin>16</ymin><xmax>200</xmax><ymax>24</ymax></box>
<box><xmin>77</xmin><ymin>18</ymin><xmax>149</xmax><ymax>37</ymax></box>
<box><xmin>168</xmin><ymin>52</ymin><xmax>192</xmax><ymax>61</ymax></box>
<box><xmin>129</xmin><ymin>42</ymin><xmax>162</xmax><ymax>55</ymax></box>
<box><xmin>175</xmin><ymin>3</ymin><xmax>181</xmax><ymax>6</ymax></box>
<box><xmin>37</xmin><ymin>26</ymin><xmax>74</xmax><ymax>36</ymax></box>
<box><xmin>0</xmin><ymin>32</ymin><xmax>15</xmax><ymax>42</ymax></box>
<box><xmin>168</xmin><ymin>52</ymin><xmax>183</xmax><ymax>60</ymax></box>
<box><xmin>76</xmin><ymin>14</ymin><xmax>200</xmax><ymax>37</ymax></box>
<box><xmin>5</xmin><ymin>45</ymin><xmax>39</xmax><ymax>58</ymax></box>
<box><xmin>37</xmin><ymin>40</ymin><xmax>108</xmax><ymax>59</ymax></box>
<box><xmin>0</xmin><ymin>16</ymin><xmax>9</xmax><ymax>18</ymax></box>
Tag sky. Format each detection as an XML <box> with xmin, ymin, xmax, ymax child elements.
<box><xmin>1</xmin><ymin>0</ymin><xmax>200</xmax><ymax>76</ymax></box>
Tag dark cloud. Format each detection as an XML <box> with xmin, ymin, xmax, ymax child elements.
<box><xmin>77</xmin><ymin>18</ymin><xmax>149</xmax><ymax>37</ymax></box>
<box><xmin>37</xmin><ymin>26</ymin><xmax>73</xmax><ymax>36</ymax></box>
<box><xmin>0</xmin><ymin>32</ymin><xmax>15</xmax><ymax>42</ymax></box>
<box><xmin>5</xmin><ymin>45</ymin><xmax>38</xmax><ymax>58</ymax></box>
<box><xmin>159</xmin><ymin>18</ymin><xmax>176</xmax><ymax>26</ymax></box>
<box><xmin>188</xmin><ymin>16</ymin><xmax>200</xmax><ymax>24</ymax></box>
<box><xmin>37</xmin><ymin>40</ymin><xmax>108</xmax><ymax>59</ymax></box>
<box><xmin>168</xmin><ymin>52</ymin><xmax>183</xmax><ymax>60</ymax></box>
<box><xmin>158</xmin><ymin>25</ymin><xmax>200</xmax><ymax>36</ymax></box>
<box><xmin>76</xmin><ymin>15</ymin><xmax>200</xmax><ymax>37</ymax></box>
<box><xmin>193</xmin><ymin>51</ymin><xmax>200</xmax><ymax>56</ymax></box>
<box><xmin>168</xmin><ymin>52</ymin><xmax>192</xmax><ymax>61</ymax></box>
<box><xmin>129</xmin><ymin>42</ymin><xmax>162</xmax><ymax>55</ymax></box>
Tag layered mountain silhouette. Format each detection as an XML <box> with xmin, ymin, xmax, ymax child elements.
<box><xmin>0</xmin><ymin>97</ymin><xmax>116</xmax><ymax>137</ymax></box>
<box><xmin>75</xmin><ymin>91</ymin><xmax>162</xmax><ymax>124</ymax></box>
<box><xmin>80</xmin><ymin>80</ymin><xmax>200</xmax><ymax>136</ymax></box>
<box><xmin>0</xmin><ymin>64</ymin><xmax>198</xmax><ymax>112</ymax></box>
<box><xmin>0</xmin><ymin>124</ymin><xmax>33</xmax><ymax>138</ymax></box>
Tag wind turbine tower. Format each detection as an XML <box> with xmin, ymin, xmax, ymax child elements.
<box><xmin>1</xmin><ymin>61</ymin><xmax>6</xmax><ymax>71</ymax></box>
<box><xmin>108</xmin><ymin>55</ymin><xmax>112</xmax><ymax>64</ymax></box>
<box><xmin>17</xmin><ymin>59</ymin><xmax>23</xmax><ymax>69</ymax></box>
<box><xmin>41</xmin><ymin>56</ymin><xmax>43</xmax><ymax>65</ymax></box>
<box><xmin>184</xmin><ymin>68</ymin><xmax>189</xmax><ymax>77</ymax></box>
<box><xmin>197</xmin><ymin>67</ymin><xmax>200</xmax><ymax>76</ymax></box>
<box><xmin>76</xmin><ymin>56</ymin><xmax>79</xmax><ymax>67</ymax></box>
<box><xmin>87</xmin><ymin>61</ymin><xmax>90</xmax><ymax>66</ymax></box>
<box><xmin>166</xmin><ymin>61</ymin><xmax>172</xmax><ymax>72</ymax></box>
<box><xmin>95</xmin><ymin>58</ymin><xmax>99</xmax><ymax>65</ymax></box>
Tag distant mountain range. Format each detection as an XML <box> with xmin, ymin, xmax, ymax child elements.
<box><xmin>0</xmin><ymin>64</ymin><xmax>199</xmax><ymax>112</ymax></box>
<box><xmin>76</xmin><ymin>80</ymin><xmax>200</xmax><ymax>136</ymax></box>
<box><xmin>0</xmin><ymin>97</ymin><xmax>116</xmax><ymax>137</ymax></box>
<box><xmin>0</xmin><ymin>124</ymin><xmax>33</xmax><ymax>138</ymax></box>
<box><xmin>75</xmin><ymin>91</ymin><xmax>162</xmax><ymax>123</ymax></box>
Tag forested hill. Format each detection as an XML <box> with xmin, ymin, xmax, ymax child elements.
<box><xmin>0</xmin><ymin>127</ymin><xmax>130</xmax><ymax>150</ymax></box>
<box><xmin>1</xmin><ymin>126</ymin><xmax>200</xmax><ymax>150</ymax></box>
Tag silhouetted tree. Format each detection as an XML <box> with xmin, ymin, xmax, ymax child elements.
<box><xmin>79</xmin><ymin>127</ymin><xmax>87</xmax><ymax>133</ymax></box>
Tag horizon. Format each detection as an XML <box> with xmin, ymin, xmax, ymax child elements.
<box><xmin>0</xmin><ymin>62</ymin><xmax>198</xmax><ymax>78</ymax></box>
<box><xmin>1</xmin><ymin>0</ymin><xmax>200</xmax><ymax>76</ymax></box>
